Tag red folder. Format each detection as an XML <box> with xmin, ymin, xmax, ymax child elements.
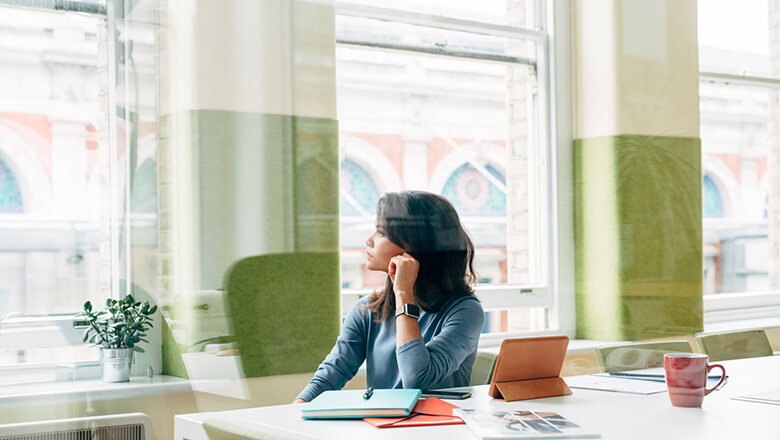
<box><xmin>362</xmin><ymin>397</ymin><xmax>464</xmax><ymax>428</ymax></box>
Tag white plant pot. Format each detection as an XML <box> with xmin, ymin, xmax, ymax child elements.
<box><xmin>100</xmin><ymin>348</ymin><xmax>134</xmax><ymax>382</ymax></box>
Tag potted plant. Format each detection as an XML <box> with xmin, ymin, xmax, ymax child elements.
<box><xmin>80</xmin><ymin>295</ymin><xmax>157</xmax><ymax>382</ymax></box>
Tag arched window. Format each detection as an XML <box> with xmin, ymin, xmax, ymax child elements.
<box><xmin>0</xmin><ymin>158</ymin><xmax>23</xmax><ymax>213</ymax></box>
<box><xmin>703</xmin><ymin>175</ymin><xmax>723</xmax><ymax>218</ymax></box>
<box><xmin>340</xmin><ymin>159</ymin><xmax>380</xmax><ymax>216</ymax></box>
<box><xmin>441</xmin><ymin>163</ymin><xmax>505</xmax><ymax>216</ymax></box>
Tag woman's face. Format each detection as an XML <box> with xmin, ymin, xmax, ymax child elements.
<box><xmin>365</xmin><ymin>225</ymin><xmax>404</xmax><ymax>272</ymax></box>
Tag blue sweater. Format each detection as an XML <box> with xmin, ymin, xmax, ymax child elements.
<box><xmin>297</xmin><ymin>294</ymin><xmax>484</xmax><ymax>402</ymax></box>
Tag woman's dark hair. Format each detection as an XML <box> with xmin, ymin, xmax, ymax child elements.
<box><xmin>365</xmin><ymin>191</ymin><xmax>477</xmax><ymax>321</ymax></box>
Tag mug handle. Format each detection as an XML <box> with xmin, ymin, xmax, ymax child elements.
<box><xmin>704</xmin><ymin>364</ymin><xmax>726</xmax><ymax>395</ymax></box>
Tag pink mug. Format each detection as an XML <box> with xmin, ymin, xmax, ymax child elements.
<box><xmin>664</xmin><ymin>353</ymin><xmax>726</xmax><ymax>407</ymax></box>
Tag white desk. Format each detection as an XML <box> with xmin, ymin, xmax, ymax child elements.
<box><xmin>175</xmin><ymin>355</ymin><xmax>780</xmax><ymax>440</ymax></box>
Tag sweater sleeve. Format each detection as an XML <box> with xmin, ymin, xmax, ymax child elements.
<box><xmin>296</xmin><ymin>299</ymin><xmax>368</xmax><ymax>402</ymax></box>
<box><xmin>395</xmin><ymin>297</ymin><xmax>484</xmax><ymax>389</ymax></box>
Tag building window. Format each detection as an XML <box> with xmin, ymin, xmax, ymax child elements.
<box><xmin>340</xmin><ymin>159</ymin><xmax>380</xmax><ymax>216</ymax></box>
<box><xmin>702</xmin><ymin>175</ymin><xmax>724</xmax><ymax>218</ymax></box>
<box><xmin>441</xmin><ymin>163</ymin><xmax>506</xmax><ymax>217</ymax></box>
<box><xmin>0</xmin><ymin>158</ymin><xmax>23</xmax><ymax>213</ymax></box>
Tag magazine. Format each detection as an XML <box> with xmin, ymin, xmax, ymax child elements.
<box><xmin>453</xmin><ymin>409</ymin><xmax>600</xmax><ymax>439</ymax></box>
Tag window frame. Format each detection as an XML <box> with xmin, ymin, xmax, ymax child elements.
<box><xmin>0</xmin><ymin>0</ymin><xmax>162</xmax><ymax>377</ymax></box>
<box><xmin>334</xmin><ymin>0</ymin><xmax>567</xmax><ymax>342</ymax></box>
<box><xmin>699</xmin><ymin>70</ymin><xmax>780</xmax><ymax>326</ymax></box>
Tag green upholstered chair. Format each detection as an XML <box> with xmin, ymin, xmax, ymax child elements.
<box><xmin>594</xmin><ymin>340</ymin><xmax>693</xmax><ymax>373</ymax></box>
<box><xmin>469</xmin><ymin>350</ymin><xmax>498</xmax><ymax>385</ymax></box>
<box><xmin>695</xmin><ymin>329</ymin><xmax>773</xmax><ymax>362</ymax></box>
<box><xmin>203</xmin><ymin>417</ymin><xmax>312</xmax><ymax>440</ymax></box>
<box><xmin>223</xmin><ymin>252</ymin><xmax>340</xmax><ymax>378</ymax></box>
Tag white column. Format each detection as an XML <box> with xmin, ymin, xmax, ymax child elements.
<box><xmin>402</xmin><ymin>139</ymin><xmax>429</xmax><ymax>190</ymax></box>
<box><xmin>739</xmin><ymin>159</ymin><xmax>760</xmax><ymax>220</ymax></box>
<box><xmin>50</xmin><ymin>121</ymin><xmax>88</xmax><ymax>219</ymax></box>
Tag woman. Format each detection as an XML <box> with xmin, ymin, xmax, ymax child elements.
<box><xmin>295</xmin><ymin>191</ymin><xmax>484</xmax><ymax>403</ymax></box>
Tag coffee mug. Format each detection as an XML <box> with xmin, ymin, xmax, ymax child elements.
<box><xmin>664</xmin><ymin>353</ymin><xmax>726</xmax><ymax>407</ymax></box>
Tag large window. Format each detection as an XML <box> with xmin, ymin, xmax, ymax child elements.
<box><xmin>335</xmin><ymin>0</ymin><xmax>557</xmax><ymax>335</ymax></box>
<box><xmin>698</xmin><ymin>0</ymin><xmax>780</xmax><ymax>321</ymax></box>
<box><xmin>0</xmin><ymin>6</ymin><xmax>105</xmax><ymax>366</ymax></box>
<box><xmin>0</xmin><ymin>2</ymin><xmax>158</xmax><ymax>373</ymax></box>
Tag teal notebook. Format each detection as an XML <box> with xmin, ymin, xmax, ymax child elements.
<box><xmin>301</xmin><ymin>389</ymin><xmax>421</xmax><ymax>419</ymax></box>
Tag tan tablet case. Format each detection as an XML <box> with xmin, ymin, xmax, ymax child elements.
<box><xmin>487</xmin><ymin>335</ymin><xmax>573</xmax><ymax>401</ymax></box>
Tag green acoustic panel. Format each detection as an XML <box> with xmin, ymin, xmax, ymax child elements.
<box><xmin>224</xmin><ymin>252</ymin><xmax>340</xmax><ymax>377</ymax></box>
<box><xmin>292</xmin><ymin>116</ymin><xmax>340</xmax><ymax>252</ymax></box>
<box><xmin>574</xmin><ymin>135</ymin><xmax>703</xmax><ymax>340</ymax></box>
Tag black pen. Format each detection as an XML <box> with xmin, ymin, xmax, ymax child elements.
<box><xmin>363</xmin><ymin>387</ymin><xmax>374</xmax><ymax>400</ymax></box>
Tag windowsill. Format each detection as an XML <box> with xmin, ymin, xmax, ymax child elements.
<box><xmin>3</xmin><ymin>316</ymin><xmax>777</xmax><ymax>410</ymax></box>
<box><xmin>703</xmin><ymin>315</ymin><xmax>780</xmax><ymax>333</ymax></box>
<box><xmin>0</xmin><ymin>375</ymin><xmax>191</xmax><ymax>409</ymax></box>
<box><xmin>478</xmin><ymin>338</ymin><xmax>609</xmax><ymax>356</ymax></box>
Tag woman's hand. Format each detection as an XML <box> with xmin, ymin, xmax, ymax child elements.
<box><xmin>389</xmin><ymin>252</ymin><xmax>419</xmax><ymax>304</ymax></box>
<box><xmin>293</xmin><ymin>398</ymin><xmax>306</xmax><ymax>404</ymax></box>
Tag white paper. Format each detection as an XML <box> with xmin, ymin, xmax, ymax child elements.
<box><xmin>731</xmin><ymin>391</ymin><xmax>780</xmax><ymax>406</ymax></box>
<box><xmin>564</xmin><ymin>375</ymin><xmax>668</xmax><ymax>395</ymax></box>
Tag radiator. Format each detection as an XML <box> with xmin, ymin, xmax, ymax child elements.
<box><xmin>0</xmin><ymin>413</ymin><xmax>151</xmax><ymax>440</ymax></box>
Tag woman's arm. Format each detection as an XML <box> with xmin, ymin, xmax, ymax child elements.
<box><xmin>395</xmin><ymin>298</ymin><xmax>484</xmax><ymax>389</ymax></box>
<box><xmin>390</xmin><ymin>253</ymin><xmax>422</xmax><ymax>347</ymax></box>
<box><xmin>295</xmin><ymin>300</ymin><xmax>369</xmax><ymax>402</ymax></box>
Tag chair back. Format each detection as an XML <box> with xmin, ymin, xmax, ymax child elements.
<box><xmin>469</xmin><ymin>350</ymin><xmax>498</xmax><ymax>386</ymax></box>
<box><xmin>695</xmin><ymin>329</ymin><xmax>773</xmax><ymax>362</ymax></box>
<box><xmin>594</xmin><ymin>340</ymin><xmax>693</xmax><ymax>372</ymax></box>
<box><xmin>224</xmin><ymin>252</ymin><xmax>340</xmax><ymax>378</ymax></box>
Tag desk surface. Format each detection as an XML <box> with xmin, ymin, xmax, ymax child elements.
<box><xmin>175</xmin><ymin>355</ymin><xmax>780</xmax><ymax>440</ymax></box>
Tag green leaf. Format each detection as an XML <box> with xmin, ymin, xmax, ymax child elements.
<box><xmin>148</xmin><ymin>305</ymin><xmax>158</xmax><ymax>315</ymax></box>
<box><xmin>84</xmin><ymin>301</ymin><xmax>92</xmax><ymax>313</ymax></box>
<box><xmin>133</xmin><ymin>346</ymin><xmax>145</xmax><ymax>353</ymax></box>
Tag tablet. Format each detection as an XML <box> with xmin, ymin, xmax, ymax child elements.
<box><xmin>488</xmin><ymin>335</ymin><xmax>570</xmax><ymax>399</ymax></box>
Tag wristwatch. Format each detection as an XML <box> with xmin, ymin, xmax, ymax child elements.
<box><xmin>395</xmin><ymin>303</ymin><xmax>420</xmax><ymax>319</ymax></box>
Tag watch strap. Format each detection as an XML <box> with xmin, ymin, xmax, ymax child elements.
<box><xmin>395</xmin><ymin>303</ymin><xmax>420</xmax><ymax>319</ymax></box>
